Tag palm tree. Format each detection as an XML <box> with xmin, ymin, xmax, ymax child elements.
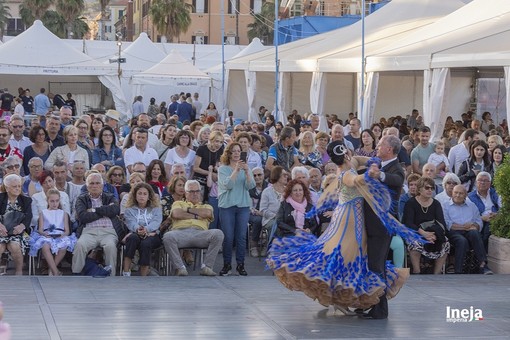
<box><xmin>42</xmin><ymin>10</ymin><xmax>66</xmax><ymax>37</ymax></box>
<box><xmin>19</xmin><ymin>0</ymin><xmax>54</xmax><ymax>26</ymax></box>
<box><xmin>98</xmin><ymin>0</ymin><xmax>110</xmax><ymax>40</ymax></box>
<box><xmin>150</xmin><ymin>0</ymin><xmax>192</xmax><ymax>43</ymax></box>
<box><xmin>0</xmin><ymin>0</ymin><xmax>11</xmax><ymax>40</ymax></box>
<box><xmin>247</xmin><ymin>1</ymin><xmax>276</xmax><ymax>44</ymax></box>
<box><xmin>56</xmin><ymin>0</ymin><xmax>85</xmax><ymax>38</ymax></box>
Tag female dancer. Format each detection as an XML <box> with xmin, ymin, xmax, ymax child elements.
<box><xmin>267</xmin><ymin>141</ymin><xmax>422</xmax><ymax>311</ymax></box>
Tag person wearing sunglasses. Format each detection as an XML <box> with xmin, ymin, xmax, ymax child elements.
<box><xmin>0</xmin><ymin>126</ymin><xmax>23</xmax><ymax>164</ymax></box>
<box><xmin>403</xmin><ymin>176</ymin><xmax>450</xmax><ymax>275</ymax></box>
<box><xmin>8</xmin><ymin>115</ymin><xmax>31</xmax><ymax>155</ymax></box>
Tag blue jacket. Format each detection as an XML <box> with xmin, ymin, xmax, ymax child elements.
<box><xmin>92</xmin><ymin>147</ymin><xmax>124</xmax><ymax>169</ymax></box>
<box><xmin>468</xmin><ymin>188</ymin><xmax>500</xmax><ymax>215</ymax></box>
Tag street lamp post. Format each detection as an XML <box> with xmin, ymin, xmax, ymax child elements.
<box><xmin>117</xmin><ymin>40</ymin><xmax>122</xmax><ymax>79</ymax></box>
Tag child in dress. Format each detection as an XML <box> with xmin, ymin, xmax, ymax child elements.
<box><xmin>427</xmin><ymin>140</ymin><xmax>450</xmax><ymax>177</ymax></box>
<box><xmin>29</xmin><ymin>189</ymin><xmax>77</xmax><ymax>276</ymax></box>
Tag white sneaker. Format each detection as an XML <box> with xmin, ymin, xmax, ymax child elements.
<box><xmin>122</xmin><ymin>271</ymin><xmax>131</xmax><ymax>277</ymax></box>
<box><xmin>176</xmin><ymin>267</ymin><xmax>188</xmax><ymax>276</ymax></box>
<box><xmin>200</xmin><ymin>266</ymin><xmax>217</xmax><ymax>276</ymax></box>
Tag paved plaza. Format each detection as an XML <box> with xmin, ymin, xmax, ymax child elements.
<box><xmin>1</xmin><ymin>264</ymin><xmax>509</xmax><ymax>339</ymax></box>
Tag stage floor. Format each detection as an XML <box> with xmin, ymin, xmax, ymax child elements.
<box><xmin>1</xmin><ymin>273</ymin><xmax>509</xmax><ymax>340</ymax></box>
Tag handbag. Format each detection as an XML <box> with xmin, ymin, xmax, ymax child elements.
<box><xmin>1</xmin><ymin>210</ymin><xmax>26</xmax><ymax>236</ymax></box>
<box><xmin>420</xmin><ymin>220</ymin><xmax>446</xmax><ymax>253</ymax></box>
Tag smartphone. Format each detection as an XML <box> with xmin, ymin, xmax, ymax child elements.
<box><xmin>240</xmin><ymin>151</ymin><xmax>247</xmax><ymax>163</ymax></box>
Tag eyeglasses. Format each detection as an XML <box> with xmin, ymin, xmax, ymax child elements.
<box><xmin>30</xmin><ymin>164</ymin><xmax>43</xmax><ymax>169</ymax></box>
<box><xmin>234</xmin><ymin>129</ymin><xmax>244</xmax><ymax>132</ymax></box>
<box><xmin>253</xmin><ymin>173</ymin><xmax>264</xmax><ymax>177</ymax></box>
<box><xmin>11</xmin><ymin>125</ymin><xmax>23</xmax><ymax>129</ymax></box>
<box><xmin>186</xmin><ymin>190</ymin><xmax>201</xmax><ymax>194</ymax></box>
<box><xmin>6</xmin><ymin>164</ymin><xmax>21</xmax><ymax>170</ymax></box>
<box><xmin>111</xmin><ymin>173</ymin><xmax>123</xmax><ymax>177</ymax></box>
<box><xmin>0</xmin><ymin>134</ymin><xmax>9</xmax><ymax>137</ymax></box>
<box><xmin>134</xmin><ymin>170</ymin><xmax>146</xmax><ymax>173</ymax></box>
<box><xmin>445</xmin><ymin>181</ymin><xmax>457</xmax><ymax>185</ymax></box>
<box><xmin>477</xmin><ymin>179</ymin><xmax>490</xmax><ymax>183</ymax></box>
<box><xmin>424</xmin><ymin>186</ymin><xmax>434</xmax><ymax>191</ymax></box>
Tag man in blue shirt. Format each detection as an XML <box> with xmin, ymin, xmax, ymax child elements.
<box><xmin>442</xmin><ymin>184</ymin><xmax>493</xmax><ymax>274</ymax></box>
<box><xmin>34</xmin><ymin>88</ymin><xmax>52</xmax><ymax>116</ymax></box>
<box><xmin>176</xmin><ymin>95</ymin><xmax>193</xmax><ymax>123</ymax></box>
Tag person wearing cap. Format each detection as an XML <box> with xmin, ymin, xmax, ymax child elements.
<box><xmin>105</xmin><ymin>109</ymin><xmax>120</xmax><ymax>129</ymax></box>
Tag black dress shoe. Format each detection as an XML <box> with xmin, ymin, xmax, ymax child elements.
<box><xmin>361</xmin><ymin>312</ymin><xmax>387</xmax><ymax>320</ymax></box>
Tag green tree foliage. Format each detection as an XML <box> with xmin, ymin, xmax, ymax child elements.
<box><xmin>0</xmin><ymin>0</ymin><xmax>12</xmax><ymax>39</ymax></box>
<box><xmin>247</xmin><ymin>0</ymin><xmax>276</xmax><ymax>44</ymax></box>
<box><xmin>491</xmin><ymin>156</ymin><xmax>510</xmax><ymax>238</ymax></box>
<box><xmin>150</xmin><ymin>0</ymin><xmax>192</xmax><ymax>42</ymax></box>
<box><xmin>56</xmin><ymin>0</ymin><xmax>85</xmax><ymax>38</ymax></box>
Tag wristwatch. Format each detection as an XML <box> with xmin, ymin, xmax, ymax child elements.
<box><xmin>91</xmin><ymin>208</ymin><xmax>96</xmax><ymax>213</ymax></box>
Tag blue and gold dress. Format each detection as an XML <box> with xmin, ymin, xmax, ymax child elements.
<box><xmin>267</xmin><ymin>169</ymin><xmax>420</xmax><ymax>308</ymax></box>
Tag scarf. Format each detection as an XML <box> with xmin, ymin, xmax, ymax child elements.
<box><xmin>286</xmin><ymin>196</ymin><xmax>307</xmax><ymax>229</ymax></box>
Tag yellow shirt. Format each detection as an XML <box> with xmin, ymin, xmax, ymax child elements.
<box><xmin>170</xmin><ymin>201</ymin><xmax>213</xmax><ymax>231</ymax></box>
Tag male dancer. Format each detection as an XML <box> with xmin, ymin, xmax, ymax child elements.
<box><xmin>363</xmin><ymin>135</ymin><xmax>405</xmax><ymax>319</ymax></box>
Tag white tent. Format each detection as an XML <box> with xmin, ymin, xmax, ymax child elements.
<box><xmin>225</xmin><ymin>0</ymin><xmax>465</xmax><ymax>125</ymax></box>
<box><xmin>207</xmin><ymin>38</ymin><xmax>269</xmax><ymax>120</ymax></box>
<box><xmin>111</xmin><ymin>32</ymin><xmax>167</xmax><ymax>117</ymax></box>
<box><xmin>0</xmin><ymin>20</ymin><xmax>127</xmax><ymax>120</ymax></box>
<box><xmin>131</xmin><ymin>49</ymin><xmax>212</xmax><ymax>108</ymax></box>
<box><xmin>363</xmin><ymin>0</ymin><xmax>510</xmax><ymax>139</ymax></box>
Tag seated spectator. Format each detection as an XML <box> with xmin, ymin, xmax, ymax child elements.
<box><xmin>398</xmin><ymin>173</ymin><xmax>421</xmax><ymax>220</ymax></box>
<box><xmin>458</xmin><ymin>140</ymin><xmax>490</xmax><ymax>192</ymax></box>
<box><xmin>120</xmin><ymin>172</ymin><xmax>145</xmax><ymax>215</ymax></box>
<box><xmin>1</xmin><ymin>156</ymin><xmax>24</xmax><ymax>193</ymax></box>
<box><xmin>291</xmin><ymin>166</ymin><xmax>309</xmax><ymax>186</ymax></box>
<box><xmin>443</xmin><ymin>185</ymin><xmax>493</xmax><ymax>274</ymax></box>
<box><xmin>22</xmin><ymin>157</ymin><xmax>43</xmax><ymax>196</ymax></box>
<box><xmin>31</xmin><ymin>170</ymin><xmax>71</xmax><ymax>227</ymax></box>
<box><xmin>22</xmin><ymin>126</ymin><xmax>51</xmax><ymax>176</ymax></box>
<box><xmin>422</xmin><ymin>163</ymin><xmax>443</xmax><ymax>195</ymax></box>
<box><xmin>162</xmin><ymin>180</ymin><xmax>224</xmax><ymax>276</ymax></box>
<box><xmin>435</xmin><ymin>173</ymin><xmax>462</xmax><ymax>205</ymax></box>
<box><xmin>0</xmin><ymin>174</ymin><xmax>32</xmax><ymax>275</ymax></box>
<box><xmin>354</xmin><ymin>129</ymin><xmax>377</xmax><ymax>157</ymax></box>
<box><xmin>248</xmin><ymin>167</ymin><xmax>268</xmax><ymax>257</ymax></box>
<box><xmin>403</xmin><ymin>177</ymin><xmax>450</xmax><ymax>274</ymax></box>
<box><xmin>45</xmin><ymin>125</ymin><xmax>90</xmax><ymax>171</ymax></box>
<box><xmin>468</xmin><ymin>172</ymin><xmax>500</xmax><ymax>253</ymax></box>
<box><xmin>298</xmin><ymin>131</ymin><xmax>323</xmax><ymax>169</ymax></box>
<box><xmin>72</xmin><ymin>173</ymin><xmax>127</xmax><ymax>275</ymax></box>
<box><xmin>146</xmin><ymin>159</ymin><xmax>169</xmax><ymax>197</ymax></box>
<box><xmin>259</xmin><ymin>167</ymin><xmax>288</xmax><ymax>243</ymax></box>
<box><xmin>276</xmin><ymin>179</ymin><xmax>319</xmax><ymax>238</ymax></box>
<box><xmin>161</xmin><ymin>176</ymin><xmax>186</xmax><ymax>223</ymax></box>
<box><xmin>324</xmin><ymin>162</ymin><xmax>338</xmax><ymax>176</ymax></box>
<box><xmin>92</xmin><ymin>126</ymin><xmax>124</xmax><ymax>171</ymax></box>
<box><xmin>488</xmin><ymin>144</ymin><xmax>506</xmax><ymax>179</ymax></box>
<box><xmin>122</xmin><ymin>183</ymin><xmax>163</xmax><ymax>276</ymax></box>
<box><xmin>106</xmin><ymin>165</ymin><xmax>126</xmax><ymax>197</ymax></box>
<box><xmin>265</xmin><ymin>126</ymin><xmax>299</xmax><ymax>172</ymax></box>
<box><xmin>164</xmin><ymin>130</ymin><xmax>195</xmax><ymax>179</ymax></box>
<box><xmin>308</xmin><ymin>168</ymin><xmax>322</xmax><ymax>206</ymax></box>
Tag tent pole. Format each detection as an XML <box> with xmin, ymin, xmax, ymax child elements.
<box><xmin>275</xmin><ymin>0</ymin><xmax>279</xmax><ymax>122</ymax></box>
<box><xmin>360</xmin><ymin>0</ymin><xmax>366</xmax><ymax>123</ymax></box>
<box><xmin>221</xmin><ymin>0</ymin><xmax>225</xmax><ymax>113</ymax></box>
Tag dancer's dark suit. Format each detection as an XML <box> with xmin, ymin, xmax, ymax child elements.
<box><xmin>364</xmin><ymin>158</ymin><xmax>404</xmax><ymax>319</ymax></box>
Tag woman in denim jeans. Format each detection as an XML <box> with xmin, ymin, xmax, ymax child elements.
<box><xmin>218</xmin><ymin>142</ymin><xmax>255</xmax><ymax>276</ymax></box>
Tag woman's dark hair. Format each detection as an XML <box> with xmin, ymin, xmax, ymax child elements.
<box><xmin>482</xmin><ymin>111</ymin><xmax>491</xmax><ymax>120</ymax></box>
<box><xmin>282</xmin><ymin>179</ymin><xmax>312</xmax><ymax>203</ymax></box>
<box><xmin>29</xmin><ymin>125</ymin><xmax>48</xmax><ymax>143</ymax></box>
<box><xmin>360</xmin><ymin>129</ymin><xmax>376</xmax><ymax>149</ymax></box>
<box><xmin>266</xmin><ymin>115</ymin><xmax>275</xmax><ymax>127</ymax></box>
<box><xmin>97</xmin><ymin>126</ymin><xmax>117</xmax><ymax>149</ymax></box>
<box><xmin>327</xmin><ymin>140</ymin><xmax>347</xmax><ymax>166</ymax></box>
<box><xmin>150</xmin><ymin>97</ymin><xmax>156</xmax><ymax>104</ymax></box>
<box><xmin>124</xmin><ymin>127</ymin><xmax>138</xmax><ymax>149</ymax></box>
<box><xmin>146</xmin><ymin>159</ymin><xmax>168</xmax><ymax>183</ymax></box>
<box><xmin>269</xmin><ymin>166</ymin><xmax>285</xmax><ymax>184</ymax></box>
<box><xmin>416</xmin><ymin>177</ymin><xmax>435</xmax><ymax>196</ymax></box>
<box><xmin>174</xmin><ymin>129</ymin><xmax>193</xmax><ymax>147</ymax></box>
<box><xmin>491</xmin><ymin>144</ymin><xmax>507</xmax><ymax>164</ymax></box>
<box><xmin>89</xmin><ymin>117</ymin><xmax>104</xmax><ymax>139</ymax></box>
<box><xmin>469</xmin><ymin>140</ymin><xmax>489</xmax><ymax>165</ymax></box>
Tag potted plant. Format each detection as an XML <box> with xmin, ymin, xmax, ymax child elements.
<box><xmin>488</xmin><ymin>157</ymin><xmax>510</xmax><ymax>273</ymax></box>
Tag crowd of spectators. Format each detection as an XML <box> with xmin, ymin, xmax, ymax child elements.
<box><xmin>0</xmin><ymin>87</ymin><xmax>505</xmax><ymax>276</ymax></box>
